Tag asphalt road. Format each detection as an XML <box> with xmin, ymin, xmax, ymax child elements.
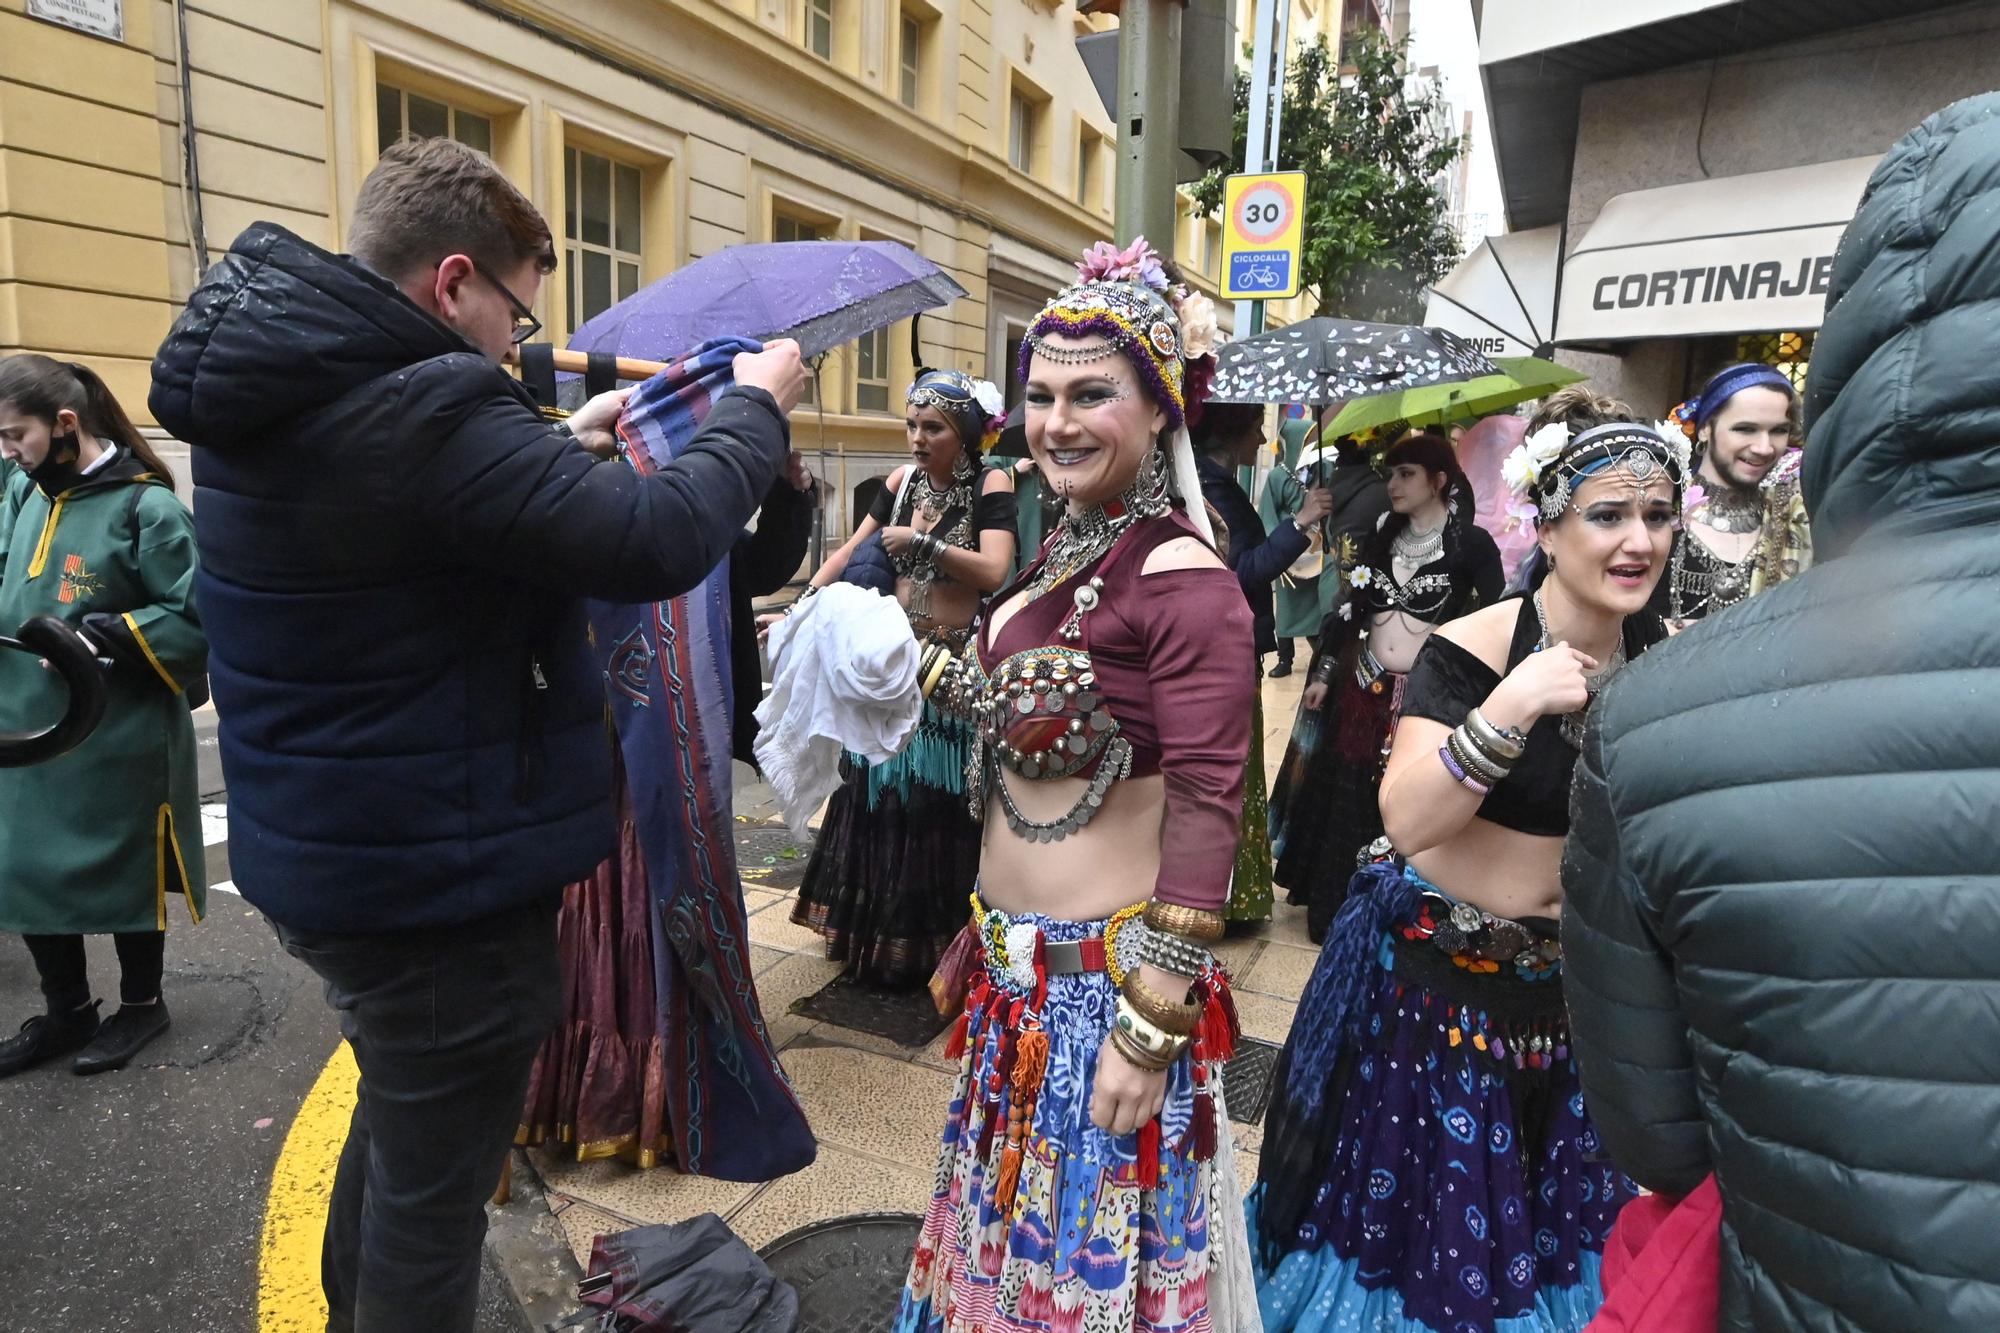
<box><xmin>0</xmin><ymin>715</ymin><xmax>526</xmax><ymax>1332</ymax></box>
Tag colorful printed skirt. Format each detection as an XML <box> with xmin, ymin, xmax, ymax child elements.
<box><xmin>1268</xmin><ymin>637</ymin><xmax>1402</xmax><ymax>942</ymax></box>
<box><xmin>1226</xmin><ymin>692</ymin><xmax>1274</xmax><ymax>925</ymax></box>
<box><xmin>793</xmin><ymin>695</ymin><xmax>982</xmax><ymax>988</ymax></box>
<box><xmin>897</xmin><ymin>899</ymin><xmax>1262</xmax><ymax>1333</ymax></box>
<box><xmin>1247</xmin><ymin>859</ymin><xmax>1631</xmax><ymax>1333</ymax></box>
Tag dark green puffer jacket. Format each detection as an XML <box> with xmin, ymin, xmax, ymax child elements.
<box><xmin>1564</xmin><ymin>93</ymin><xmax>2000</xmax><ymax>1331</ymax></box>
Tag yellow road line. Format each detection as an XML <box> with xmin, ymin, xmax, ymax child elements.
<box><xmin>259</xmin><ymin>1042</ymin><xmax>359</xmax><ymax>1333</ymax></box>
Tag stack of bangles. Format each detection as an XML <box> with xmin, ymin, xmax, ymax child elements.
<box><xmin>1109</xmin><ymin>901</ymin><xmax>1224</xmax><ymax>1072</ymax></box>
<box><xmin>1438</xmin><ymin>706</ymin><xmax>1528</xmax><ymax>797</ymax></box>
<box><xmin>909</xmin><ymin>531</ymin><xmax>947</xmax><ymax>564</ymax></box>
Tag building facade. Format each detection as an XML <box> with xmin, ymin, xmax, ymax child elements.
<box><xmin>3</xmin><ymin>0</ymin><xmax>1335</xmax><ymax>532</ymax></box>
<box><xmin>1466</xmin><ymin>0</ymin><xmax>2000</xmax><ymax>415</ymax></box>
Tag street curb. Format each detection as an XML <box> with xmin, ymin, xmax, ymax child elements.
<box><xmin>484</xmin><ymin>1148</ymin><xmax>587</xmax><ymax>1333</ymax></box>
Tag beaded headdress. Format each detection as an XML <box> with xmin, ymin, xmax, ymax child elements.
<box><xmin>906</xmin><ymin>367</ymin><xmax>1007</xmax><ymax>454</ymax></box>
<box><xmin>1501</xmin><ymin>419</ymin><xmax>1691</xmax><ymax>527</ymax></box>
<box><xmin>1018</xmin><ymin>237</ymin><xmax>1220</xmax><ymax>432</ymax></box>
<box><xmin>1017</xmin><ymin>237</ymin><xmax>1222</xmax><ymax>541</ymax></box>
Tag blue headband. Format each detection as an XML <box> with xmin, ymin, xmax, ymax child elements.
<box><xmin>1687</xmin><ymin>363</ymin><xmax>1793</xmax><ymax>428</ymax></box>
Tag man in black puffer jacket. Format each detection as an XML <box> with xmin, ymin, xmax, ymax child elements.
<box><xmin>149</xmin><ymin>138</ymin><xmax>805</xmax><ymax>1333</ymax></box>
<box><xmin>1564</xmin><ymin>94</ymin><xmax>2000</xmax><ymax>1332</ymax></box>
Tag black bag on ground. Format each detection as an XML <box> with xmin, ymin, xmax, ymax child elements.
<box><xmin>559</xmin><ymin>1214</ymin><xmax>797</xmax><ymax>1333</ymax></box>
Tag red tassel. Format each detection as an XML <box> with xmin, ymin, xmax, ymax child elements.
<box><xmin>1137</xmin><ymin>1117</ymin><xmax>1162</xmax><ymax>1190</ymax></box>
<box><xmin>1193</xmin><ymin>971</ymin><xmax>1240</xmax><ymax>1065</ymax></box>
<box><xmin>1192</xmin><ymin>1083</ymin><xmax>1218</xmax><ymax>1163</ymax></box>
<box><xmin>942</xmin><ymin>1006</ymin><xmax>971</xmax><ymax>1061</ymax></box>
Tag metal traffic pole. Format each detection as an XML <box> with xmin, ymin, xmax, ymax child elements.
<box><xmin>1113</xmin><ymin>0</ymin><xmax>1183</xmax><ymax>246</ymax></box>
<box><xmin>1235</xmin><ymin>0</ymin><xmax>1291</xmax><ymax>343</ymax></box>
<box><xmin>1236</xmin><ymin>0</ymin><xmax>1291</xmax><ymax>502</ymax></box>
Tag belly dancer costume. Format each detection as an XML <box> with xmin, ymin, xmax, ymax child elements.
<box><xmin>1271</xmin><ymin>496</ymin><xmax>1501</xmax><ymax>944</ymax></box>
<box><xmin>1652</xmin><ymin>362</ymin><xmax>1813</xmax><ymax>624</ymax></box>
<box><xmin>1250</xmin><ymin>419</ymin><xmax>1684</xmax><ymax>1333</ymax></box>
<box><xmin>793</xmin><ymin>373</ymin><xmax>1015</xmax><ymax>988</ymax></box>
<box><xmin>896</xmin><ymin>245</ymin><xmax>1264</xmax><ymax>1333</ymax></box>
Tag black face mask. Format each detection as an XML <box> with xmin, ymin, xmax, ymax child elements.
<box><xmin>26</xmin><ymin>431</ymin><xmax>85</xmax><ymax>496</ymax></box>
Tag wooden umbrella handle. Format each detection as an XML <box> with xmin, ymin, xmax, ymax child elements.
<box><xmin>501</xmin><ymin>345</ymin><xmax>667</xmax><ymax>382</ymax></box>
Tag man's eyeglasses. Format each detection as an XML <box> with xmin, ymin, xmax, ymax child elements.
<box><xmin>473</xmin><ymin>264</ymin><xmax>542</xmax><ymax>345</ymax></box>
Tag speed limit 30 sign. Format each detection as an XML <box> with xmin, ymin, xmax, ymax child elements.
<box><xmin>1221</xmin><ymin>171</ymin><xmax>1306</xmax><ymax>300</ymax></box>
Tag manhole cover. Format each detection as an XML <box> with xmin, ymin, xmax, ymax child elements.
<box><xmin>759</xmin><ymin>1212</ymin><xmax>919</xmax><ymax>1333</ymax></box>
<box><xmin>792</xmin><ymin>973</ymin><xmax>951</xmax><ymax>1048</ymax></box>
<box><xmin>1222</xmin><ymin>1036</ymin><xmax>1284</xmax><ymax>1125</ymax></box>
<box><xmin>737</xmin><ymin>823</ymin><xmax>813</xmax><ymax>892</ymax></box>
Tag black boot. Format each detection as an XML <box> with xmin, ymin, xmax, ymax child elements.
<box><xmin>1268</xmin><ymin>660</ymin><xmax>1293</xmax><ymax>678</ymax></box>
<box><xmin>73</xmin><ymin>999</ymin><xmax>171</xmax><ymax>1075</ymax></box>
<box><xmin>0</xmin><ymin>1001</ymin><xmax>101</xmax><ymax>1078</ymax></box>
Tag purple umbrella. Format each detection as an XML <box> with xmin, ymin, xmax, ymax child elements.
<box><xmin>569</xmin><ymin>240</ymin><xmax>967</xmax><ymax>363</ymax></box>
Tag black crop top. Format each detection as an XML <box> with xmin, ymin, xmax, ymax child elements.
<box><xmin>1347</xmin><ymin>520</ymin><xmax>1504</xmax><ymax>627</ymax></box>
<box><xmin>866</xmin><ymin>465</ymin><xmax>1020</xmax><ymax>535</ymax></box>
<box><xmin>1399</xmin><ymin>596</ymin><xmax>1666</xmax><ymax>836</ymax></box>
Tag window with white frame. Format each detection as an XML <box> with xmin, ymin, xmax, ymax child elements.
<box><xmin>855</xmin><ymin>326</ymin><xmax>891</xmax><ymax>413</ymax></box>
<box><xmin>804</xmin><ymin>0</ymin><xmax>834</xmax><ymax>60</ymax></box>
<box><xmin>899</xmin><ymin>14</ymin><xmax>922</xmax><ymax>108</ymax></box>
<box><xmin>376</xmin><ymin>81</ymin><xmax>492</xmax><ymax>154</ymax></box>
<box><xmin>1009</xmin><ymin>91</ymin><xmax>1039</xmax><ymax>175</ymax></box>
<box><xmin>564</xmin><ymin>146</ymin><xmax>643</xmax><ymax>331</ymax></box>
<box><xmin>1077</xmin><ymin>128</ymin><xmax>1099</xmax><ymax>206</ymax></box>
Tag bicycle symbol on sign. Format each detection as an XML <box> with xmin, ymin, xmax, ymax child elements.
<box><xmin>1237</xmin><ymin>264</ymin><xmax>1283</xmax><ymax>291</ymax></box>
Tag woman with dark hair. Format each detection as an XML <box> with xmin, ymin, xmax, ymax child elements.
<box><xmin>0</xmin><ymin>354</ymin><xmax>206</xmax><ymax>1077</ymax></box>
<box><xmin>788</xmin><ymin>369</ymin><xmax>1018</xmax><ymax>987</ymax></box>
<box><xmin>897</xmin><ymin>238</ymin><xmax>1260</xmax><ymax>1332</ymax></box>
<box><xmin>1269</xmin><ymin>432</ymin><xmax>1502</xmax><ymax>942</ymax></box>
<box><xmin>1654</xmin><ymin>362</ymin><xmax>1810</xmax><ymax>624</ymax></box>
<box><xmin>1249</xmin><ymin>415</ymin><xmax>1688</xmax><ymax>1333</ymax></box>
<box><xmin>1193</xmin><ymin>400</ymin><xmax>1333</xmax><ymax>925</ymax></box>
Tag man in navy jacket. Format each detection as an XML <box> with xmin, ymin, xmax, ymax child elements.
<box><xmin>149</xmin><ymin>136</ymin><xmax>804</xmax><ymax>1333</ymax></box>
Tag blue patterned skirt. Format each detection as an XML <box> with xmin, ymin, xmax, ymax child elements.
<box><xmin>896</xmin><ymin>900</ymin><xmax>1261</xmax><ymax>1333</ymax></box>
<box><xmin>1247</xmin><ymin>860</ymin><xmax>1632</xmax><ymax>1333</ymax></box>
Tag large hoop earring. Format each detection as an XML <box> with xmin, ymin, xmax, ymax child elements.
<box><xmin>1130</xmin><ymin>446</ymin><xmax>1171</xmax><ymax>518</ymax></box>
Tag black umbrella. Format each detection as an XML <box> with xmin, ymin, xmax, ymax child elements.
<box><xmin>1208</xmin><ymin>318</ymin><xmax>1499</xmax><ymax>408</ymax></box>
<box><xmin>573</xmin><ymin>1213</ymin><xmax>797</xmax><ymax>1333</ymax></box>
<box><xmin>0</xmin><ymin>616</ymin><xmax>107</xmax><ymax>769</ymax></box>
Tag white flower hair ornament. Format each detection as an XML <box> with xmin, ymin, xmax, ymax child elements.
<box><xmin>1176</xmin><ymin>289</ymin><xmax>1221</xmax><ymax>360</ymax></box>
<box><xmin>1655</xmin><ymin>420</ymin><xmax>1694</xmax><ymax>480</ymax></box>
<box><xmin>1499</xmin><ymin>421</ymin><xmax>1570</xmax><ymax>528</ymax></box>
<box><xmin>972</xmin><ymin>378</ymin><xmax>1008</xmax><ymax>422</ymax></box>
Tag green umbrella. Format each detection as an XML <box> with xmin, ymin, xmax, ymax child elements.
<box><xmin>1322</xmin><ymin>355</ymin><xmax>1585</xmax><ymax>437</ymax></box>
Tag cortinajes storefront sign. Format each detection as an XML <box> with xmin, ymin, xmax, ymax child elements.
<box><xmin>1556</xmin><ymin>156</ymin><xmax>1879</xmax><ymax>343</ymax></box>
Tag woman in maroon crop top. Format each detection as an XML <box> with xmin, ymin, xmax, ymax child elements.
<box><xmin>1247</xmin><ymin>407</ymin><xmax>1686</xmax><ymax>1333</ymax></box>
<box><xmin>897</xmin><ymin>241</ymin><xmax>1263</xmax><ymax>1333</ymax></box>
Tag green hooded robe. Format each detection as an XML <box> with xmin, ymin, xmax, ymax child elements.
<box><xmin>1260</xmin><ymin>416</ymin><xmax>1333</xmax><ymax>640</ymax></box>
<box><xmin>0</xmin><ymin>450</ymin><xmax>207</xmax><ymax>935</ymax></box>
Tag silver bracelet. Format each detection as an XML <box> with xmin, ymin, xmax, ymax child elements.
<box><xmin>1139</xmin><ymin>923</ymin><xmax>1212</xmax><ymax>979</ymax></box>
<box><xmin>1464</xmin><ymin>707</ymin><xmax>1527</xmax><ymax>762</ymax></box>
<box><xmin>1448</xmin><ymin>726</ymin><xmax>1511</xmax><ymax>785</ymax></box>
